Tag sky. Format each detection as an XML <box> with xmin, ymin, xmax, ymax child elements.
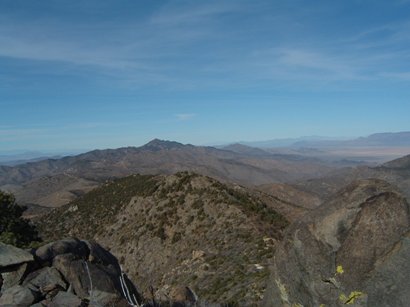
<box><xmin>1</xmin><ymin>0</ymin><xmax>410</xmax><ymax>151</ymax></box>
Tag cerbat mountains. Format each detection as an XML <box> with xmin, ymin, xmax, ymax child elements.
<box><xmin>1</xmin><ymin>137</ymin><xmax>410</xmax><ymax>306</ymax></box>
<box><xmin>0</xmin><ymin>139</ymin><xmax>335</xmax><ymax>212</ymax></box>
<box><xmin>1</xmin><ymin>138</ymin><xmax>409</xmax><ymax>214</ymax></box>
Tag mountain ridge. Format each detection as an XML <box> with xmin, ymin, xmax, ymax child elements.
<box><xmin>36</xmin><ymin>172</ymin><xmax>290</xmax><ymax>304</ymax></box>
<box><xmin>0</xmin><ymin>139</ymin><xmax>334</xmax><ymax>210</ymax></box>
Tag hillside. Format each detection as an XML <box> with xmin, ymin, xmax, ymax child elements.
<box><xmin>381</xmin><ymin>154</ymin><xmax>410</xmax><ymax>169</ymax></box>
<box><xmin>36</xmin><ymin>172</ymin><xmax>290</xmax><ymax>305</ymax></box>
<box><xmin>0</xmin><ymin>139</ymin><xmax>334</xmax><ymax>209</ymax></box>
<box><xmin>255</xmin><ymin>183</ymin><xmax>321</xmax><ymax>221</ymax></box>
<box><xmin>264</xmin><ymin>179</ymin><xmax>410</xmax><ymax>306</ymax></box>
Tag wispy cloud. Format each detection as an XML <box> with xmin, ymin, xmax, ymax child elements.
<box><xmin>1</xmin><ymin>0</ymin><xmax>410</xmax><ymax>90</ymax></box>
<box><xmin>175</xmin><ymin>113</ymin><xmax>196</xmax><ymax>121</ymax></box>
<box><xmin>0</xmin><ymin>2</ymin><xmax>236</xmax><ymax>67</ymax></box>
<box><xmin>150</xmin><ymin>1</ymin><xmax>243</xmax><ymax>26</ymax></box>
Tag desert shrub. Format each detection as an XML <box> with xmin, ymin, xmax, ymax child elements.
<box><xmin>0</xmin><ymin>190</ymin><xmax>41</xmax><ymax>247</ymax></box>
<box><xmin>172</xmin><ymin>232</ymin><xmax>182</xmax><ymax>243</ymax></box>
<box><xmin>186</xmin><ymin>215</ymin><xmax>195</xmax><ymax>225</ymax></box>
<box><xmin>192</xmin><ymin>199</ymin><xmax>203</xmax><ymax>209</ymax></box>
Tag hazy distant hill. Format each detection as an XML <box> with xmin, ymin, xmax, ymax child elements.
<box><xmin>37</xmin><ymin>172</ymin><xmax>290</xmax><ymax>305</ymax></box>
<box><xmin>292</xmin><ymin>154</ymin><xmax>410</xmax><ymax>202</ymax></box>
<box><xmin>222</xmin><ymin>143</ymin><xmax>271</xmax><ymax>157</ymax></box>
<box><xmin>0</xmin><ymin>139</ymin><xmax>334</xmax><ymax>208</ymax></box>
<box><xmin>0</xmin><ymin>150</ymin><xmax>84</xmax><ymax>166</ymax></box>
<box><xmin>240</xmin><ymin>131</ymin><xmax>410</xmax><ymax>148</ymax></box>
<box><xmin>239</xmin><ymin>136</ymin><xmax>339</xmax><ymax>148</ymax></box>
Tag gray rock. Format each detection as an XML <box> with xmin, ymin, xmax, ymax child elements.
<box><xmin>365</xmin><ymin>234</ymin><xmax>410</xmax><ymax>307</ymax></box>
<box><xmin>156</xmin><ymin>286</ymin><xmax>198</xmax><ymax>304</ymax></box>
<box><xmin>69</xmin><ymin>260</ymin><xmax>121</xmax><ymax>299</ymax></box>
<box><xmin>1</xmin><ymin>263</ymin><xmax>28</xmax><ymax>294</ymax></box>
<box><xmin>0</xmin><ymin>285</ymin><xmax>38</xmax><ymax>306</ymax></box>
<box><xmin>52</xmin><ymin>253</ymin><xmax>77</xmax><ymax>277</ymax></box>
<box><xmin>264</xmin><ymin>179</ymin><xmax>410</xmax><ymax>307</ymax></box>
<box><xmin>53</xmin><ymin>255</ymin><xmax>129</xmax><ymax>305</ymax></box>
<box><xmin>89</xmin><ymin>289</ymin><xmax>130</xmax><ymax>306</ymax></box>
<box><xmin>23</xmin><ymin>266</ymin><xmax>67</xmax><ymax>294</ymax></box>
<box><xmin>0</xmin><ymin>242</ymin><xmax>33</xmax><ymax>268</ymax></box>
<box><xmin>82</xmin><ymin>240</ymin><xmax>121</xmax><ymax>274</ymax></box>
<box><xmin>35</xmin><ymin>238</ymin><xmax>89</xmax><ymax>263</ymax></box>
<box><xmin>0</xmin><ymin>239</ymin><xmax>141</xmax><ymax>307</ymax></box>
<box><xmin>48</xmin><ymin>291</ymin><xmax>83</xmax><ymax>307</ymax></box>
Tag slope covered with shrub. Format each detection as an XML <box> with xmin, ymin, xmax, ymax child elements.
<box><xmin>37</xmin><ymin>172</ymin><xmax>289</xmax><ymax>305</ymax></box>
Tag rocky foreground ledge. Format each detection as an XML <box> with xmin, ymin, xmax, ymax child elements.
<box><xmin>0</xmin><ymin>238</ymin><xmax>142</xmax><ymax>306</ymax></box>
<box><xmin>0</xmin><ymin>238</ymin><xmax>197</xmax><ymax>306</ymax></box>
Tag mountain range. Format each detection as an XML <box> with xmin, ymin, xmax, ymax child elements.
<box><xmin>239</xmin><ymin>131</ymin><xmax>410</xmax><ymax>148</ymax></box>
<box><xmin>0</xmin><ymin>139</ymin><xmax>337</xmax><ymax>211</ymax></box>
<box><xmin>1</xmin><ymin>138</ymin><xmax>409</xmax><ymax>217</ymax></box>
<box><xmin>1</xmin><ymin>136</ymin><xmax>410</xmax><ymax>305</ymax></box>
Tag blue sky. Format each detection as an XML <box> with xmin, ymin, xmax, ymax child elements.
<box><xmin>1</xmin><ymin>0</ymin><xmax>410</xmax><ymax>151</ymax></box>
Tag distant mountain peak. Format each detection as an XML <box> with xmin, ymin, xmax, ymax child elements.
<box><xmin>141</xmin><ymin>139</ymin><xmax>187</xmax><ymax>151</ymax></box>
<box><xmin>223</xmin><ymin>143</ymin><xmax>270</xmax><ymax>156</ymax></box>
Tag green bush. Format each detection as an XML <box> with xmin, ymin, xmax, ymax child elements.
<box><xmin>0</xmin><ymin>190</ymin><xmax>41</xmax><ymax>248</ymax></box>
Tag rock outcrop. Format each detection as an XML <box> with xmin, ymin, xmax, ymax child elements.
<box><xmin>264</xmin><ymin>179</ymin><xmax>410</xmax><ymax>307</ymax></box>
<box><xmin>0</xmin><ymin>238</ymin><xmax>141</xmax><ymax>306</ymax></box>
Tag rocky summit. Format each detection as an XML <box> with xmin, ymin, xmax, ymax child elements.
<box><xmin>263</xmin><ymin>179</ymin><xmax>410</xmax><ymax>307</ymax></box>
<box><xmin>0</xmin><ymin>238</ymin><xmax>142</xmax><ymax>306</ymax></box>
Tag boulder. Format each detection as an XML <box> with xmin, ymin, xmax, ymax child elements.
<box><xmin>35</xmin><ymin>238</ymin><xmax>89</xmax><ymax>263</ymax></box>
<box><xmin>23</xmin><ymin>266</ymin><xmax>67</xmax><ymax>294</ymax></box>
<box><xmin>264</xmin><ymin>179</ymin><xmax>410</xmax><ymax>307</ymax></box>
<box><xmin>0</xmin><ymin>242</ymin><xmax>33</xmax><ymax>268</ymax></box>
<box><xmin>82</xmin><ymin>240</ymin><xmax>121</xmax><ymax>274</ymax></box>
<box><xmin>0</xmin><ymin>285</ymin><xmax>38</xmax><ymax>306</ymax></box>
<box><xmin>53</xmin><ymin>255</ymin><xmax>134</xmax><ymax>305</ymax></box>
<box><xmin>52</xmin><ymin>253</ymin><xmax>77</xmax><ymax>277</ymax></box>
<box><xmin>71</xmin><ymin>260</ymin><xmax>121</xmax><ymax>299</ymax></box>
<box><xmin>169</xmin><ymin>286</ymin><xmax>197</xmax><ymax>303</ymax></box>
<box><xmin>0</xmin><ymin>238</ymin><xmax>142</xmax><ymax>306</ymax></box>
<box><xmin>1</xmin><ymin>263</ymin><xmax>28</xmax><ymax>293</ymax></box>
<box><xmin>48</xmin><ymin>291</ymin><xmax>84</xmax><ymax>307</ymax></box>
<box><xmin>155</xmin><ymin>285</ymin><xmax>198</xmax><ymax>305</ymax></box>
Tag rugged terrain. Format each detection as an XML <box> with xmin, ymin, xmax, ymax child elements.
<box><xmin>36</xmin><ymin>172</ymin><xmax>290</xmax><ymax>305</ymax></box>
<box><xmin>0</xmin><ymin>140</ymin><xmax>337</xmax><ymax>210</ymax></box>
<box><xmin>0</xmin><ymin>239</ymin><xmax>141</xmax><ymax>306</ymax></box>
<box><xmin>3</xmin><ymin>139</ymin><xmax>407</xmax><ymax>215</ymax></box>
<box><xmin>1</xmin><ymin>142</ymin><xmax>409</xmax><ymax>306</ymax></box>
<box><xmin>264</xmin><ymin>179</ymin><xmax>410</xmax><ymax>306</ymax></box>
<box><xmin>292</xmin><ymin>154</ymin><xmax>410</xmax><ymax>202</ymax></box>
